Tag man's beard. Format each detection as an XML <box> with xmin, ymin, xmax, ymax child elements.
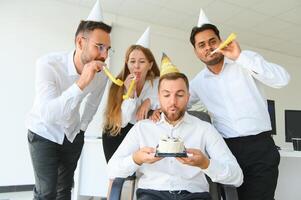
<box><xmin>201</xmin><ymin>52</ymin><xmax>224</xmax><ymax>66</ymax></box>
<box><xmin>162</xmin><ymin>107</ymin><xmax>185</xmax><ymax>123</ymax></box>
<box><xmin>81</xmin><ymin>50</ymin><xmax>105</xmax><ymax>65</ymax></box>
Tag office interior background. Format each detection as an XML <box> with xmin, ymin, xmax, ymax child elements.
<box><xmin>0</xmin><ymin>0</ymin><xmax>300</xmax><ymax>199</ymax></box>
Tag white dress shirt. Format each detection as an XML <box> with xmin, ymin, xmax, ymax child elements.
<box><xmin>121</xmin><ymin>77</ymin><xmax>159</xmax><ymax>127</ymax></box>
<box><xmin>189</xmin><ymin>50</ymin><xmax>290</xmax><ymax>138</ymax></box>
<box><xmin>26</xmin><ymin>51</ymin><xmax>108</xmax><ymax>144</ymax></box>
<box><xmin>108</xmin><ymin>112</ymin><xmax>243</xmax><ymax>193</ymax></box>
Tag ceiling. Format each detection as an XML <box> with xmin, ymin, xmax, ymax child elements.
<box><xmin>62</xmin><ymin>0</ymin><xmax>301</xmax><ymax>58</ymax></box>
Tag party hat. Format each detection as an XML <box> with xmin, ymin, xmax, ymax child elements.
<box><xmin>87</xmin><ymin>0</ymin><xmax>103</xmax><ymax>22</ymax></box>
<box><xmin>136</xmin><ymin>27</ymin><xmax>150</xmax><ymax>48</ymax></box>
<box><xmin>197</xmin><ymin>9</ymin><xmax>211</xmax><ymax>27</ymax></box>
<box><xmin>160</xmin><ymin>53</ymin><xmax>180</xmax><ymax>77</ymax></box>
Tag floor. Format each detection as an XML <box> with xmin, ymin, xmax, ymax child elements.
<box><xmin>0</xmin><ymin>191</ymin><xmax>32</xmax><ymax>200</ymax></box>
<box><xmin>0</xmin><ymin>178</ymin><xmax>136</xmax><ymax>200</ymax></box>
<box><xmin>0</xmin><ymin>191</ymin><xmax>105</xmax><ymax>200</ymax></box>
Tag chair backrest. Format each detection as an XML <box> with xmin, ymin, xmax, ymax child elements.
<box><xmin>187</xmin><ymin>110</ymin><xmax>211</xmax><ymax>123</ymax></box>
<box><xmin>187</xmin><ymin>111</ymin><xmax>238</xmax><ymax>200</ymax></box>
<box><xmin>187</xmin><ymin>111</ymin><xmax>220</xmax><ymax>200</ymax></box>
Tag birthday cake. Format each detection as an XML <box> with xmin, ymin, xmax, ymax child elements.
<box><xmin>157</xmin><ymin>136</ymin><xmax>185</xmax><ymax>153</ymax></box>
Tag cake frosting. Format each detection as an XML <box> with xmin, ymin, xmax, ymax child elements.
<box><xmin>157</xmin><ymin>136</ymin><xmax>185</xmax><ymax>153</ymax></box>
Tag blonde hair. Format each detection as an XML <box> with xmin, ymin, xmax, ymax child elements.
<box><xmin>103</xmin><ymin>45</ymin><xmax>160</xmax><ymax>136</ymax></box>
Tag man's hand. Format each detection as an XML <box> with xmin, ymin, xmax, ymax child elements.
<box><xmin>133</xmin><ymin>147</ymin><xmax>162</xmax><ymax>165</ymax></box>
<box><xmin>136</xmin><ymin>98</ymin><xmax>151</xmax><ymax>121</ymax></box>
<box><xmin>176</xmin><ymin>148</ymin><xmax>210</xmax><ymax>169</ymax></box>
<box><xmin>149</xmin><ymin>108</ymin><xmax>161</xmax><ymax>122</ymax></box>
<box><xmin>219</xmin><ymin>40</ymin><xmax>241</xmax><ymax>61</ymax></box>
<box><xmin>76</xmin><ymin>60</ymin><xmax>105</xmax><ymax>90</ymax></box>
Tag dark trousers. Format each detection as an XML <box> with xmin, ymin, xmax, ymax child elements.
<box><xmin>136</xmin><ymin>188</ymin><xmax>211</xmax><ymax>200</ymax></box>
<box><xmin>28</xmin><ymin>130</ymin><xmax>84</xmax><ymax>200</ymax></box>
<box><xmin>102</xmin><ymin>123</ymin><xmax>134</xmax><ymax>162</ymax></box>
<box><xmin>224</xmin><ymin>131</ymin><xmax>280</xmax><ymax>200</ymax></box>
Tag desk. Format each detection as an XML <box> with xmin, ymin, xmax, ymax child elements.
<box><xmin>279</xmin><ymin>149</ymin><xmax>301</xmax><ymax>157</ymax></box>
<box><xmin>73</xmin><ymin>137</ymin><xmax>109</xmax><ymax>200</ymax></box>
<box><xmin>275</xmin><ymin>150</ymin><xmax>301</xmax><ymax>200</ymax></box>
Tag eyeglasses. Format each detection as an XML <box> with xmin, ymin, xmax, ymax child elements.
<box><xmin>82</xmin><ymin>36</ymin><xmax>114</xmax><ymax>56</ymax></box>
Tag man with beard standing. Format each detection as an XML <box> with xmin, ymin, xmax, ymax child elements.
<box><xmin>107</xmin><ymin>53</ymin><xmax>243</xmax><ymax>200</ymax></box>
<box><xmin>26</xmin><ymin>1</ymin><xmax>112</xmax><ymax>199</ymax></box>
<box><xmin>188</xmin><ymin>9</ymin><xmax>290</xmax><ymax>200</ymax></box>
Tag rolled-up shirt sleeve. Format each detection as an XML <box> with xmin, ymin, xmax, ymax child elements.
<box><xmin>236</xmin><ymin>50</ymin><xmax>290</xmax><ymax>88</ymax></box>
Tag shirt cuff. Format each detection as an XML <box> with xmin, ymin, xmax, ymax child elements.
<box><xmin>126</xmin><ymin>155</ymin><xmax>140</xmax><ymax>171</ymax></box>
<box><xmin>235</xmin><ymin>51</ymin><xmax>263</xmax><ymax>74</ymax></box>
<box><xmin>66</xmin><ymin>83</ymin><xmax>84</xmax><ymax>110</ymax></box>
<box><xmin>121</xmin><ymin>98</ymin><xmax>137</xmax><ymax>112</ymax></box>
<box><xmin>123</xmin><ymin>97</ymin><xmax>137</xmax><ymax>104</ymax></box>
<box><xmin>80</xmin><ymin>123</ymin><xmax>89</xmax><ymax>131</ymax></box>
<box><xmin>61</xmin><ymin>83</ymin><xmax>83</xmax><ymax>103</ymax></box>
<box><xmin>120</xmin><ymin>155</ymin><xmax>140</xmax><ymax>176</ymax></box>
<box><xmin>72</xmin><ymin>83</ymin><xmax>84</xmax><ymax>95</ymax></box>
<box><xmin>202</xmin><ymin>159</ymin><xmax>226</xmax><ymax>182</ymax></box>
<box><xmin>109</xmin><ymin>155</ymin><xmax>140</xmax><ymax>179</ymax></box>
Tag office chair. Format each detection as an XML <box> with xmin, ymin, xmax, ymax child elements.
<box><xmin>109</xmin><ymin>111</ymin><xmax>239</xmax><ymax>200</ymax></box>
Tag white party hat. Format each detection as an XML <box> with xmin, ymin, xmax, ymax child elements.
<box><xmin>87</xmin><ymin>0</ymin><xmax>103</xmax><ymax>22</ymax></box>
<box><xmin>197</xmin><ymin>9</ymin><xmax>211</xmax><ymax>27</ymax></box>
<box><xmin>136</xmin><ymin>27</ymin><xmax>150</xmax><ymax>48</ymax></box>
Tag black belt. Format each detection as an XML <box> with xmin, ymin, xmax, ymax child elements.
<box><xmin>165</xmin><ymin>190</ymin><xmax>190</xmax><ymax>194</ymax></box>
<box><xmin>225</xmin><ymin>131</ymin><xmax>271</xmax><ymax>142</ymax></box>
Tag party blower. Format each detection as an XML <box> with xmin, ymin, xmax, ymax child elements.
<box><xmin>211</xmin><ymin>33</ymin><xmax>237</xmax><ymax>54</ymax></box>
<box><xmin>103</xmin><ymin>66</ymin><xmax>124</xmax><ymax>86</ymax></box>
<box><xmin>122</xmin><ymin>77</ymin><xmax>136</xmax><ymax>100</ymax></box>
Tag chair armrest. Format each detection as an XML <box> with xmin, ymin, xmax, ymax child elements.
<box><xmin>109</xmin><ymin>178</ymin><xmax>125</xmax><ymax>200</ymax></box>
<box><xmin>205</xmin><ymin>175</ymin><xmax>238</xmax><ymax>200</ymax></box>
<box><xmin>109</xmin><ymin>175</ymin><xmax>136</xmax><ymax>200</ymax></box>
<box><xmin>221</xmin><ymin>184</ymin><xmax>239</xmax><ymax>200</ymax></box>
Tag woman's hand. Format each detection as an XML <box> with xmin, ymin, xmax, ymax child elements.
<box><xmin>149</xmin><ymin>108</ymin><xmax>162</xmax><ymax>122</ymax></box>
<box><xmin>136</xmin><ymin>98</ymin><xmax>151</xmax><ymax>121</ymax></box>
<box><xmin>124</xmin><ymin>74</ymin><xmax>136</xmax><ymax>98</ymax></box>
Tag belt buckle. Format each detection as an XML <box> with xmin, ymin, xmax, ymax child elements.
<box><xmin>169</xmin><ymin>190</ymin><xmax>182</xmax><ymax>194</ymax></box>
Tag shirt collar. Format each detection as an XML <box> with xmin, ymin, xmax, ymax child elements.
<box><xmin>67</xmin><ymin>51</ymin><xmax>79</xmax><ymax>76</ymax></box>
<box><xmin>157</xmin><ymin>111</ymin><xmax>192</xmax><ymax>127</ymax></box>
<box><xmin>203</xmin><ymin>57</ymin><xmax>234</xmax><ymax>77</ymax></box>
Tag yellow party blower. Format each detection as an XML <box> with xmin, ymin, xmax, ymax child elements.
<box><xmin>122</xmin><ymin>78</ymin><xmax>136</xmax><ymax>100</ymax></box>
<box><xmin>211</xmin><ymin>33</ymin><xmax>237</xmax><ymax>54</ymax></box>
<box><xmin>103</xmin><ymin>67</ymin><xmax>124</xmax><ymax>86</ymax></box>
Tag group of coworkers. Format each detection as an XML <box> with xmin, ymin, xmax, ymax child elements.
<box><xmin>25</xmin><ymin>0</ymin><xmax>291</xmax><ymax>200</ymax></box>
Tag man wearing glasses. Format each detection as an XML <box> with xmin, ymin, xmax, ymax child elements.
<box><xmin>26</xmin><ymin>1</ymin><xmax>112</xmax><ymax>199</ymax></box>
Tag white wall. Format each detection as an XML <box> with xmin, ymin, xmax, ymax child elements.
<box><xmin>0</xmin><ymin>0</ymin><xmax>86</xmax><ymax>186</ymax></box>
<box><xmin>0</xmin><ymin>0</ymin><xmax>300</xmax><ymax>186</ymax></box>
